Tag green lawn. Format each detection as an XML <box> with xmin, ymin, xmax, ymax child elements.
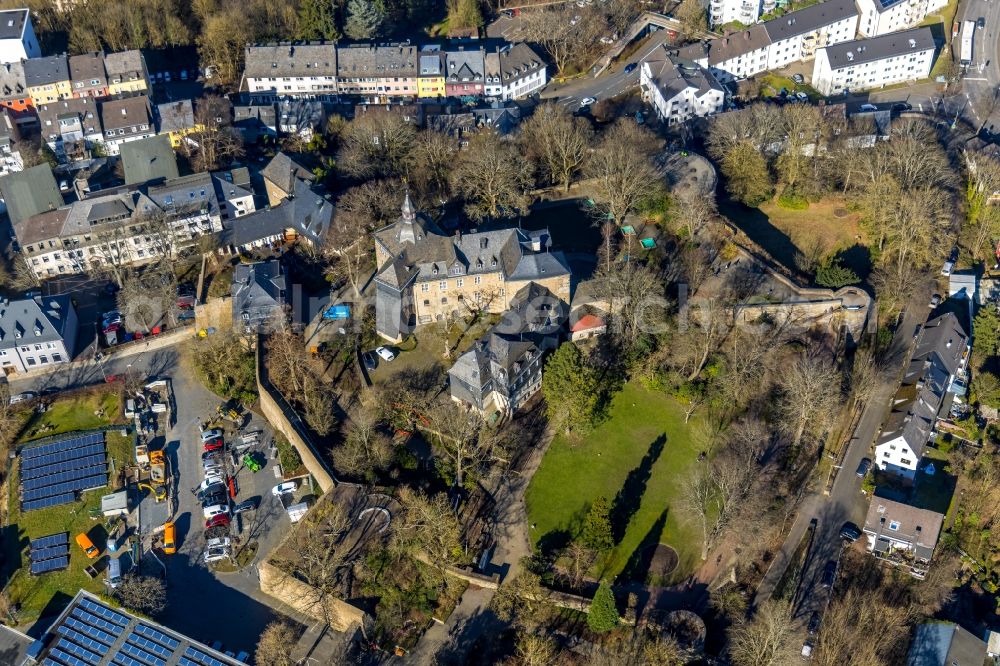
<box><xmin>3</xmin><ymin>391</ymin><xmax>132</xmax><ymax>623</ymax></box>
<box><xmin>525</xmin><ymin>383</ymin><xmax>706</xmax><ymax>583</ymax></box>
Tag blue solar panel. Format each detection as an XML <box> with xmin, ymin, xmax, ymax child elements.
<box><xmin>30</xmin><ymin>532</ymin><xmax>69</xmax><ymax>551</ymax></box>
<box><xmin>42</xmin><ymin>658</ymin><xmax>62</xmax><ymax>666</ymax></box>
<box><xmin>114</xmin><ymin>654</ymin><xmax>154</xmax><ymax>666</ymax></box>
<box><xmin>23</xmin><ymin>464</ymin><xmax>109</xmax><ymax>490</ymax></box>
<box><xmin>23</xmin><ymin>494</ymin><xmax>76</xmax><ymax>512</ymax></box>
<box><xmin>56</xmin><ymin>627</ymin><xmax>110</xmax><ymax>655</ymax></box>
<box><xmin>78</xmin><ymin>597</ymin><xmax>131</xmax><ymax>627</ymax></box>
<box><xmin>31</xmin><ymin>544</ymin><xmax>69</xmax><ymax>562</ymax></box>
<box><xmin>30</xmin><ymin>555</ymin><xmax>69</xmax><ymax>574</ymax></box>
<box><xmin>184</xmin><ymin>646</ymin><xmax>228</xmax><ymax>666</ymax></box>
<box><xmin>127</xmin><ymin>634</ymin><xmax>173</xmax><ymax>658</ymax></box>
<box><xmin>22</xmin><ymin>475</ymin><xmax>107</xmax><ymax>502</ymax></box>
<box><xmin>65</xmin><ymin>617</ymin><xmax>117</xmax><ymax>646</ymax></box>
<box><xmin>70</xmin><ymin>608</ymin><xmax>126</xmax><ymax>637</ymax></box>
<box><xmin>23</xmin><ymin>455</ymin><xmax>109</xmax><ymax>482</ymax></box>
<box><xmin>134</xmin><ymin>624</ymin><xmax>180</xmax><ymax>650</ymax></box>
<box><xmin>118</xmin><ymin>641</ymin><xmax>166</xmax><ymax>666</ymax></box>
<box><xmin>22</xmin><ymin>444</ymin><xmax>106</xmax><ymax>471</ymax></box>
<box><xmin>21</xmin><ymin>434</ymin><xmax>99</xmax><ymax>459</ymax></box>
<box><xmin>50</xmin><ymin>647</ymin><xmax>93</xmax><ymax>666</ymax></box>
<box><xmin>55</xmin><ymin>638</ymin><xmax>101</xmax><ymax>665</ymax></box>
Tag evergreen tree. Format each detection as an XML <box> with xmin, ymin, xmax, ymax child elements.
<box><xmin>297</xmin><ymin>0</ymin><xmax>339</xmax><ymax>41</ymax></box>
<box><xmin>541</xmin><ymin>342</ymin><xmax>600</xmax><ymax>436</ymax></box>
<box><xmin>815</xmin><ymin>257</ymin><xmax>860</xmax><ymax>288</ymax></box>
<box><xmin>581</xmin><ymin>496</ymin><xmax>614</xmax><ymax>552</ymax></box>
<box><xmin>587</xmin><ymin>580</ymin><xmax>619</xmax><ymax>633</ymax></box>
<box><xmin>345</xmin><ymin>0</ymin><xmax>386</xmax><ymax>39</ymax></box>
<box><xmin>973</xmin><ymin>308</ymin><xmax>1000</xmax><ymax>362</ymax></box>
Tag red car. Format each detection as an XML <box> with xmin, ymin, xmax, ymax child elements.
<box><xmin>205</xmin><ymin>514</ymin><xmax>230</xmax><ymax>529</ymax></box>
<box><xmin>203</xmin><ymin>438</ymin><xmax>224</xmax><ymax>452</ymax></box>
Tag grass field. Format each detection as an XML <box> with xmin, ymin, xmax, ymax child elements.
<box><xmin>3</xmin><ymin>391</ymin><xmax>132</xmax><ymax>623</ymax></box>
<box><xmin>525</xmin><ymin>382</ymin><xmax>707</xmax><ymax>583</ymax></box>
<box><xmin>757</xmin><ymin>197</ymin><xmax>863</xmax><ymax>255</ymax></box>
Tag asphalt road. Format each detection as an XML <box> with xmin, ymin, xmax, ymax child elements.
<box><xmin>959</xmin><ymin>0</ymin><xmax>1000</xmax><ymax>131</ymax></box>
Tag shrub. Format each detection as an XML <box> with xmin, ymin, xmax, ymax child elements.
<box><xmin>274</xmin><ymin>433</ymin><xmax>303</xmax><ymax>474</ymax></box>
<box><xmin>777</xmin><ymin>190</ymin><xmax>809</xmax><ymax>210</ymax></box>
<box><xmin>587</xmin><ymin>581</ymin><xmax>620</xmax><ymax>633</ymax></box>
<box><xmin>815</xmin><ymin>257</ymin><xmax>860</xmax><ymax>288</ymax></box>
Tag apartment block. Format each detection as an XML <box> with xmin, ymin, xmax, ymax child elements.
<box><xmin>812</xmin><ymin>26</ymin><xmax>936</xmax><ymax>95</ymax></box>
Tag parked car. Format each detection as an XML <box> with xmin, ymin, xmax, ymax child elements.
<box><xmin>581</xmin><ymin>96</ymin><xmax>597</xmax><ymax>107</ymax></box>
<box><xmin>978</xmin><ymin>16</ymin><xmax>985</xmax><ymax>28</ymax></box>
<box><xmin>807</xmin><ymin>611</ymin><xmax>821</xmax><ymax>635</ymax></box>
<box><xmin>375</xmin><ymin>346</ymin><xmax>396</xmax><ymax>362</ymax></box>
<box><xmin>272</xmin><ymin>481</ymin><xmax>297</xmax><ymax>496</ymax></box>
<box><xmin>941</xmin><ymin>260</ymin><xmax>954</xmax><ymax>277</ymax></box>
<box><xmin>201</xmin><ymin>429</ymin><xmax>224</xmax><ymax>442</ymax></box>
<box><xmin>795</xmin><ymin>91</ymin><xmax>809</xmax><ymax>101</ymax></box>
<box><xmin>855</xmin><ymin>457</ymin><xmax>872</xmax><ymax>477</ymax></box>
<box><xmin>9</xmin><ymin>392</ymin><xmax>36</xmax><ymax>405</ymax></box>
<box><xmin>201</xmin><ymin>492</ymin><xmax>228</xmax><ymax>507</ymax></box>
<box><xmin>892</xmin><ymin>102</ymin><xmax>912</xmax><ymax>112</ymax></box>
<box><xmin>233</xmin><ymin>498</ymin><xmax>260</xmax><ymax>514</ymax></box>
<box><xmin>859</xmin><ymin>103</ymin><xmax>878</xmax><ymax>112</ymax></box>
<box><xmin>76</xmin><ymin>532</ymin><xmax>99</xmax><ymax>558</ymax></box>
<box><xmin>624</xmin><ymin>62</ymin><xmax>637</xmax><ymax>74</ymax></box>
<box><xmin>362</xmin><ymin>352</ymin><xmax>377</xmax><ymax>372</ymax></box>
<box><xmin>202</xmin><ymin>450</ymin><xmax>222</xmax><ymax>461</ymax></box>
<box><xmin>205</xmin><ymin>513</ymin><xmax>231</xmax><ymax>529</ymax></box>
<box><xmin>840</xmin><ymin>521</ymin><xmax>862</xmax><ymax>542</ymax></box>
<box><xmin>821</xmin><ymin>560</ymin><xmax>838</xmax><ymax>587</ymax></box>
<box><xmin>203</xmin><ymin>438</ymin><xmax>224</xmax><ymax>452</ymax></box>
<box><xmin>203</xmin><ymin>504</ymin><xmax>229</xmax><ymax>520</ymax></box>
<box><xmin>203</xmin><ymin>462</ymin><xmax>224</xmax><ymax>476</ymax></box>
<box><xmin>791</xmin><ymin>73</ymin><xmax>805</xmax><ymax>84</ymax></box>
<box><xmin>204</xmin><ymin>544</ymin><xmax>230</xmax><ymax>563</ymax></box>
<box><xmin>199</xmin><ymin>476</ymin><xmax>225</xmax><ymax>493</ymax></box>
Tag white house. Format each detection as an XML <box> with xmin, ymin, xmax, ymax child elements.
<box><xmin>0</xmin><ymin>9</ymin><xmax>40</xmax><ymax>64</ymax></box>
<box><xmin>856</xmin><ymin>0</ymin><xmax>946</xmax><ymax>37</ymax></box>
<box><xmin>485</xmin><ymin>44</ymin><xmax>547</xmax><ymax>100</ymax></box>
<box><xmin>243</xmin><ymin>42</ymin><xmax>338</xmax><ymax>101</ymax></box>
<box><xmin>0</xmin><ymin>295</ymin><xmax>77</xmax><ymax>375</ymax></box>
<box><xmin>874</xmin><ymin>312</ymin><xmax>968</xmax><ymax>479</ymax></box>
<box><xmin>709</xmin><ymin>0</ymin><xmax>763</xmax><ymax>29</ymax></box>
<box><xmin>99</xmin><ymin>95</ymin><xmax>154</xmax><ymax>156</ymax></box>
<box><xmin>812</xmin><ymin>26</ymin><xmax>936</xmax><ymax>95</ymax></box>
<box><xmin>641</xmin><ymin>47</ymin><xmax>725</xmax><ymax>125</ymax></box>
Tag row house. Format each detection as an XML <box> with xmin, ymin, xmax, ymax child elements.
<box><xmin>99</xmin><ymin>95</ymin><xmax>154</xmax><ymax>155</ymax></box>
<box><xmin>857</xmin><ymin>0</ymin><xmax>946</xmax><ymax>36</ymax></box>
<box><xmin>36</xmin><ymin>97</ymin><xmax>102</xmax><ymax>161</ymax></box>
<box><xmin>485</xmin><ymin>44</ymin><xmax>547</xmax><ymax>100</ymax></box>
<box><xmin>417</xmin><ymin>45</ymin><xmax>446</xmax><ymax>98</ymax></box>
<box><xmin>69</xmin><ymin>52</ymin><xmax>108</xmax><ymax>98</ymax></box>
<box><xmin>0</xmin><ymin>294</ymin><xmax>77</xmax><ymax>375</ymax></box>
<box><xmin>23</xmin><ymin>50</ymin><xmax>148</xmax><ymax>108</ymax></box>
<box><xmin>337</xmin><ymin>43</ymin><xmax>419</xmax><ymax>98</ymax></box>
<box><xmin>0</xmin><ymin>107</ymin><xmax>23</xmax><ymax>175</ymax></box>
<box><xmin>156</xmin><ymin>99</ymin><xmax>200</xmax><ymax>148</ymax></box>
<box><xmin>684</xmin><ymin>0</ymin><xmax>859</xmax><ymax>82</ymax></box>
<box><xmin>0</xmin><ymin>9</ymin><xmax>39</xmax><ymax>64</ymax></box>
<box><xmin>243</xmin><ymin>42</ymin><xmax>338</xmax><ymax>101</ymax></box>
<box><xmin>104</xmin><ymin>50</ymin><xmax>150</xmax><ymax>97</ymax></box>
<box><xmin>212</xmin><ymin>167</ymin><xmax>255</xmax><ymax>220</ymax></box>
<box><xmin>0</xmin><ymin>60</ymin><xmax>32</xmax><ymax>128</ymax></box>
<box><xmin>444</xmin><ymin>46</ymin><xmax>485</xmax><ymax>97</ymax></box>
<box><xmin>23</xmin><ymin>54</ymin><xmax>71</xmax><ymax>105</ymax></box>
<box><xmin>641</xmin><ymin>46</ymin><xmax>726</xmax><ymax>125</ymax></box>
<box><xmin>811</xmin><ymin>26</ymin><xmax>936</xmax><ymax>95</ymax></box>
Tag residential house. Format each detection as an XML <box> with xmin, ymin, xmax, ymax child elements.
<box><xmin>485</xmin><ymin>43</ymin><xmax>547</xmax><ymax>100</ymax></box>
<box><xmin>120</xmin><ymin>134</ymin><xmax>179</xmax><ymax>185</ymax></box>
<box><xmin>233</xmin><ymin>102</ymin><xmax>277</xmax><ymax>143</ymax></box>
<box><xmin>36</xmin><ymin>96</ymin><xmax>102</xmax><ymax>161</ymax></box>
<box><xmin>812</xmin><ymin>27</ymin><xmax>936</xmax><ymax>96</ymax></box>
<box><xmin>0</xmin><ymin>8</ymin><xmax>40</xmax><ymax>64</ymax></box>
<box><xmin>449</xmin><ymin>281</ymin><xmax>567</xmax><ymax>414</ymax></box>
<box><xmin>426</xmin><ymin>102</ymin><xmax>521</xmax><ymax>146</ymax></box>
<box><xmin>23</xmin><ymin>54</ymin><xmax>71</xmax><ymax>105</ymax></box>
<box><xmin>0</xmin><ymin>60</ymin><xmax>33</xmax><ymax>128</ymax></box>
<box><xmin>141</xmin><ymin>45</ymin><xmax>199</xmax><ymax>85</ymax></box>
<box><xmin>709</xmin><ymin>0</ymin><xmax>763</xmax><ymax>28</ymax></box>
<box><xmin>156</xmin><ymin>99</ymin><xmax>200</xmax><ymax>148</ymax></box>
<box><xmin>144</xmin><ymin>171</ymin><xmax>223</xmax><ymax>241</ymax></box>
<box><xmin>232</xmin><ymin>260</ymin><xmax>287</xmax><ymax>333</ymax></box>
<box><xmin>874</xmin><ymin>312</ymin><xmax>968</xmax><ymax>478</ymax></box>
<box><xmin>337</xmin><ymin>43</ymin><xmax>419</xmax><ymax>98</ymax></box>
<box><xmin>570</xmin><ymin>313</ymin><xmax>606</xmax><ymax>341</ymax></box>
<box><xmin>218</xmin><ymin>175</ymin><xmax>331</xmax><ymax>253</ymax></box>
<box><xmin>641</xmin><ymin>46</ymin><xmax>725</xmax><ymax>125</ymax></box>
<box><xmin>261</xmin><ymin>151</ymin><xmax>314</xmax><ymax>206</ymax></box>
<box><xmin>103</xmin><ymin>49</ymin><xmax>149</xmax><ymax>96</ymax></box>
<box><xmin>0</xmin><ymin>294</ymin><xmax>77</xmax><ymax>375</ymax></box>
<box><xmin>0</xmin><ymin>164</ymin><xmax>62</xmax><ymax>225</ymax></box>
<box><xmin>243</xmin><ymin>42</ymin><xmax>338</xmax><ymax>101</ymax></box>
<box><xmin>68</xmin><ymin>52</ymin><xmax>108</xmax><ymax>98</ymax></box>
<box><xmin>681</xmin><ymin>27</ymin><xmax>772</xmax><ymax>83</ymax></box>
<box><xmin>907</xmin><ymin>622</ymin><xmax>988</xmax><ymax>666</ymax></box>
<box><xmin>277</xmin><ymin>97</ymin><xmax>325</xmax><ymax>139</ymax></box>
<box><xmin>418</xmin><ymin>46</ymin><xmax>446</xmax><ymax>98</ymax></box>
<box><xmin>857</xmin><ymin>0</ymin><xmax>947</xmax><ymax>36</ymax></box>
<box><xmin>99</xmin><ymin>95</ymin><xmax>153</xmax><ymax>155</ymax></box>
<box><xmin>0</xmin><ymin>106</ymin><xmax>23</xmax><ymax>175</ymax></box>
<box><xmin>373</xmin><ymin>193</ymin><xmax>571</xmax><ymax>342</ymax></box>
<box><xmin>445</xmin><ymin>46</ymin><xmax>485</xmax><ymax>98</ymax></box>
<box><xmin>213</xmin><ymin>167</ymin><xmax>255</xmax><ymax>219</ymax></box>
<box><xmin>863</xmin><ymin>494</ymin><xmax>944</xmax><ymax>577</ymax></box>
<box><xmin>352</xmin><ymin>101</ymin><xmax>424</xmax><ymax>127</ymax></box>
<box><xmin>26</xmin><ymin>590</ymin><xmax>248</xmax><ymax>666</ymax></box>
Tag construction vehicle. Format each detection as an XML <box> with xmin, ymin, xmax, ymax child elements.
<box><xmin>243</xmin><ymin>452</ymin><xmax>262</xmax><ymax>473</ymax></box>
<box><xmin>137</xmin><ymin>483</ymin><xmax>166</xmax><ymax>502</ymax></box>
<box><xmin>149</xmin><ymin>450</ymin><xmax>167</xmax><ymax>484</ymax></box>
<box><xmin>216</xmin><ymin>401</ymin><xmax>245</xmax><ymax>427</ymax></box>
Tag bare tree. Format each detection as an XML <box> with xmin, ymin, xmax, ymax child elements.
<box><xmin>412</xmin><ymin>129</ymin><xmax>457</xmax><ymax>200</ymax></box>
<box><xmin>779</xmin><ymin>354</ymin><xmax>841</xmax><ymax>448</ymax></box>
<box><xmin>338</xmin><ymin>111</ymin><xmax>417</xmax><ymax>179</ymax></box>
<box><xmin>491</xmin><ymin>560</ymin><xmax>550</xmax><ymax>627</ymax></box>
<box><xmin>191</xmin><ymin>94</ymin><xmax>244</xmax><ymax>171</ymax></box>
<box><xmin>113</xmin><ymin>575</ymin><xmax>166</xmax><ymax>616</ymax></box>
<box><xmin>964</xmin><ymin>150</ymin><xmax>1000</xmax><ymax>261</ymax></box>
<box><xmin>520</xmin><ymin>6</ymin><xmax>604</xmax><ymax>76</ymax></box>
<box><xmin>254</xmin><ymin>621</ymin><xmax>299</xmax><ymax>666</ymax></box>
<box><xmin>728</xmin><ymin>599</ymin><xmax>797</xmax><ymax>666</ymax></box>
<box><xmin>677</xmin><ymin>467</ymin><xmax>717</xmax><ymax>560</ymax></box>
<box><xmin>593</xmin><ymin>260</ymin><xmax>666</xmax><ymax>351</ymax></box>
<box><xmin>520</xmin><ymin>103</ymin><xmax>592</xmax><ymax>191</ymax></box>
<box><xmin>331</xmin><ymin>407</ymin><xmax>393</xmax><ymax>481</ymax></box>
<box><xmin>452</xmin><ymin>129</ymin><xmax>532</xmax><ymax>221</ymax></box>
<box><xmin>507</xmin><ymin>631</ymin><xmax>559</xmax><ymax>666</ymax></box>
<box><xmin>813</xmin><ymin>588</ymin><xmax>909</xmax><ymax>666</ymax></box>
<box><xmin>427</xmin><ymin>401</ymin><xmax>507</xmax><ymax>488</ymax></box>
<box><xmin>585</xmin><ymin>120</ymin><xmax>661</xmax><ymax>227</ymax></box>
<box><xmin>670</xmin><ymin>188</ymin><xmax>718</xmax><ymax>239</ymax></box>
<box><xmin>391</xmin><ymin>487</ymin><xmax>467</xmax><ymax>570</ymax></box>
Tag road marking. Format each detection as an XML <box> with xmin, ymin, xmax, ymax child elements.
<box><xmin>965</xmin><ymin>77</ymin><xmax>990</xmax><ymax>81</ymax></box>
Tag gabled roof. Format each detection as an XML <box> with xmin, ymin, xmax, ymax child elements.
<box><xmin>489</xmin><ymin>43</ymin><xmax>545</xmax><ymax>83</ymax></box>
<box><xmin>0</xmin><ymin>164</ymin><xmax>63</xmax><ymax>224</ymax></box>
<box><xmin>37</xmin><ymin>97</ymin><xmax>102</xmax><ymax>137</ymax></box>
<box><xmin>337</xmin><ymin>43</ymin><xmax>417</xmax><ymax>78</ymax></box>
<box><xmin>763</xmin><ymin>0</ymin><xmax>858</xmax><ymax>42</ymax></box>
<box><xmin>0</xmin><ymin>295</ymin><xmax>75</xmax><ymax>349</ymax></box>
<box><xmin>103</xmin><ymin>49</ymin><xmax>146</xmax><ymax>82</ymax></box>
<box><xmin>705</xmin><ymin>25</ymin><xmax>771</xmax><ymax>66</ymax></box>
<box><xmin>244</xmin><ymin>42</ymin><xmax>337</xmax><ymax>79</ymax></box>
<box><xmin>445</xmin><ymin>47</ymin><xmax>485</xmax><ymax>82</ymax></box>
<box><xmin>156</xmin><ymin>99</ymin><xmax>195</xmax><ymax>134</ymax></box>
<box><xmin>68</xmin><ymin>52</ymin><xmax>107</xmax><ymax>86</ymax></box>
<box><xmin>120</xmin><ymin>134</ymin><xmax>179</xmax><ymax>185</ymax></box>
<box><xmin>220</xmin><ymin>176</ymin><xmax>331</xmax><ymax>248</ymax></box>
<box><xmin>232</xmin><ymin>260</ymin><xmax>286</xmax><ymax>317</ymax></box>
<box><xmin>643</xmin><ymin>48</ymin><xmax>725</xmax><ymax>101</ymax></box>
<box><xmin>23</xmin><ymin>54</ymin><xmax>69</xmax><ymax>87</ymax></box>
<box><xmin>907</xmin><ymin>622</ymin><xmax>987</xmax><ymax>666</ymax></box>
<box><xmin>0</xmin><ymin>60</ymin><xmax>26</xmax><ymax>100</ymax></box>
<box><xmin>863</xmin><ymin>494</ymin><xmax>943</xmax><ymax>551</ymax></box>
<box><xmin>100</xmin><ymin>95</ymin><xmax>151</xmax><ymax>132</ymax></box>
<box><xmin>261</xmin><ymin>151</ymin><xmax>314</xmax><ymax>196</ymax></box>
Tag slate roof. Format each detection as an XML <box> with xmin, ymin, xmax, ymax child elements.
<box><xmin>864</xmin><ymin>494</ymin><xmax>943</xmax><ymax>553</ymax></box>
<box><xmin>705</xmin><ymin>25</ymin><xmax>771</xmax><ymax>65</ymax></box>
<box><xmin>145</xmin><ymin>171</ymin><xmax>218</xmax><ymax>216</ymax></box>
<box><xmin>12</xmin><ymin>208</ymin><xmax>68</xmax><ymax>245</ymax></box>
<box><xmin>232</xmin><ymin>260</ymin><xmax>286</xmax><ymax>328</ymax></box>
<box><xmin>220</xmin><ymin>176</ymin><xmax>331</xmax><ymax>248</ymax></box>
<box><xmin>100</xmin><ymin>95</ymin><xmax>151</xmax><ymax>132</ymax></box>
<box><xmin>213</xmin><ymin>170</ymin><xmax>254</xmax><ymax>206</ymax></box>
<box><xmin>37</xmin><ymin>97</ymin><xmax>101</xmax><ymax>138</ymax></box>
<box><xmin>419</xmin><ymin>49</ymin><xmax>445</xmax><ymax>76</ymax></box>
<box><xmin>445</xmin><ymin>47</ymin><xmax>485</xmax><ymax>83</ymax></box>
<box><xmin>103</xmin><ymin>49</ymin><xmax>145</xmax><ymax>83</ymax></box>
<box><xmin>0</xmin><ymin>164</ymin><xmax>63</xmax><ymax>224</ymax></box>
<box><xmin>822</xmin><ymin>27</ymin><xmax>935</xmax><ymax>70</ymax></box>
<box><xmin>0</xmin><ymin>294</ymin><xmax>75</xmax><ymax>349</ymax></box>
<box><xmin>489</xmin><ymin>43</ymin><xmax>545</xmax><ymax>83</ymax></box>
<box><xmin>23</xmin><ymin>54</ymin><xmax>68</xmax><ymax>88</ymax></box>
<box><xmin>337</xmin><ymin>43</ymin><xmax>417</xmax><ymax>78</ymax></box>
<box><xmin>0</xmin><ymin>60</ymin><xmax>26</xmax><ymax>100</ymax></box>
<box><xmin>0</xmin><ymin>8</ymin><xmax>28</xmax><ymax>41</ymax></box>
<box><xmin>907</xmin><ymin>623</ymin><xmax>988</xmax><ymax>666</ymax></box>
<box><xmin>68</xmin><ymin>52</ymin><xmax>107</xmax><ymax>87</ymax></box>
<box><xmin>234</xmin><ymin>103</ymin><xmax>276</xmax><ymax>129</ymax></box>
<box><xmin>643</xmin><ymin>48</ymin><xmax>725</xmax><ymax>100</ymax></box>
<box><xmin>244</xmin><ymin>42</ymin><xmax>337</xmax><ymax>79</ymax></box>
<box><xmin>156</xmin><ymin>99</ymin><xmax>195</xmax><ymax>134</ymax></box>
<box><xmin>120</xmin><ymin>134</ymin><xmax>179</xmax><ymax>185</ymax></box>
<box><xmin>261</xmin><ymin>151</ymin><xmax>314</xmax><ymax>196</ymax></box>
<box><xmin>763</xmin><ymin>0</ymin><xmax>858</xmax><ymax>42</ymax></box>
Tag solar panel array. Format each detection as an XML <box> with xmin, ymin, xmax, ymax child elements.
<box><xmin>183</xmin><ymin>646</ymin><xmax>230</xmax><ymax>666</ymax></box>
<box><xmin>20</xmin><ymin>434</ymin><xmax>108</xmax><ymax>512</ymax></box>
<box><xmin>30</xmin><ymin>532</ymin><xmax>70</xmax><ymax>575</ymax></box>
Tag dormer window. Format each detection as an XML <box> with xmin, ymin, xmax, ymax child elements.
<box><xmin>491</xmin><ymin>257</ymin><xmax>497</xmax><ymax>267</ymax></box>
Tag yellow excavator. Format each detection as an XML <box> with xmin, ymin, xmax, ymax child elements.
<box><xmin>137</xmin><ymin>483</ymin><xmax>166</xmax><ymax>502</ymax></box>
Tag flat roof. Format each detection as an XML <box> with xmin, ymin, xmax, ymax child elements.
<box><xmin>0</xmin><ymin>8</ymin><xmax>28</xmax><ymax>41</ymax></box>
